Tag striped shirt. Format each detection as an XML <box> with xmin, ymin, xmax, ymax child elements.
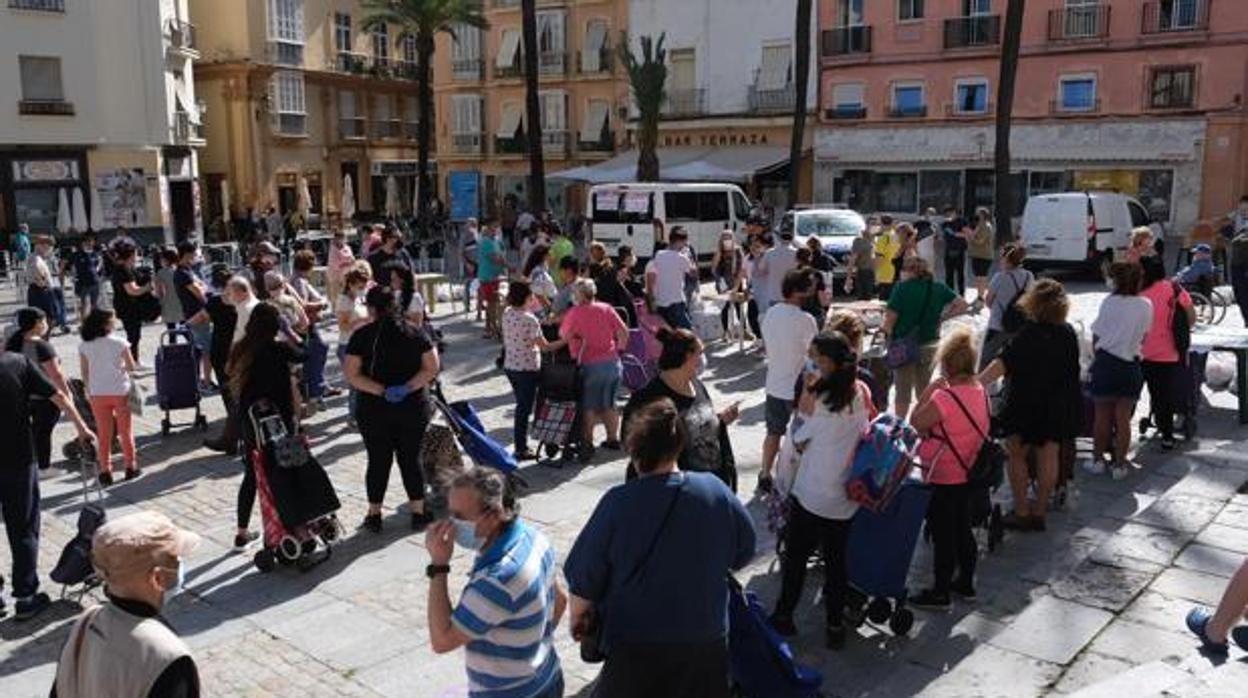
<box><xmin>451</xmin><ymin>520</ymin><xmax>561</xmax><ymax>698</ymax></box>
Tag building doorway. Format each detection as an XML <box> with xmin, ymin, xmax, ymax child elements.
<box><xmin>169</xmin><ymin>180</ymin><xmax>195</xmax><ymax>241</ymax></box>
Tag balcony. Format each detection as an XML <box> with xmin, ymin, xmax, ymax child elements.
<box><xmin>273</xmin><ymin>114</ymin><xmax>307</xmax><ymax>137</ymax></box>
<box><xmin>403</xmin><ymin>120</ymin><xmax>422</xmax><ymax>140</ymax></box>
<box><xmin>887</xmin><ymin>105</ymin><xmax>928</xmax><ymax>119</ymax></box>
<box><xmin>943</xmin><ymin>15</ymin><xmax>1001</xmax><ymax>49</ymax></box>
<box><xmin>542</xmin><ymin>130</ymin><xmax>570</xmax><ymax>155</ymax></box>
<box><xmin>18</xmin><ymin>99</ymin><xmax>74</xmax><ymax>116</ymax></box>
<box><xmin>452</xmin><ymin>133</ymin><xmax>484</xmax><ymax>155</ymax></box>
<box><xmin>748</xmin><ymin>82</ymin><xmax>796</xmax><ymax>114</ymax></box>
<box><xmin>824</xmin><ymin>106</ymin><xmax>866</xmax><ymax>120</ymax></box>
<box><xmin>172</xmin><ymin>112</ymin><xmax>203</xmax><ymax>143</ymax></box>
<box><xmin>334</xmin><ymin>51</ymin><xmax>369</xmax><ymax>73</ymax></box>
<box><xmin>495</xmin><ymin>59</ymin><xmax>523</xmax><ymax>80</ymax></box>
<box><xmin>339</xmin><ymin>116</ymin><xmax>365</xmax><ymax>139</ymax></box>
<box><xmin>8</xmin><ymin>0</ymin><xmax>64</xmax><ymax>11</ymax></box>
<box><xmin>663</xmin><ymin>88</ymin><xmax>707</xmax><ymax>118</ymax></box>
<box><xmin>1142</xmin><ymin>1</ymin><xmax>1210</xmax><ymax>34</ymax></box>
<box><xmin>495</xmin><ymin>134</ymin><xmax>527</xmax><ymax>155</ymax></box>
<box><xmin>578</xmin><ymin>134</ymin><xmax>614</xmax><ymax>153</ymax></box>
<box><xmin>944</xmin><ymin>101</ymin><xmax>994</xmax><ymax>118</ymax></box>
<box><xmin>369</xmin><ymin>119</ymin><xmax>401</xmax><ymax>139</ymax></box>
<box><xmin>1051</xmin><ymin>98</ymin><xmax>1101</xmax><ymax>115</ymax></box>
<box><xmin>452</xmin><ymin>58</ymin><xmax>484</xmax><ymax>81</ymax></box>
<box><xmin>1047</xmin><ymin>6</ymin><xmax>1111</xmax><ymax>41</ymax></box>
<box><xmin>167</xmin><ymin>19</ymin><xmax>197</xmax><ymax>56</ymax></box>
<box><xmin>577</xmin><ymin>48</ymin><xmax>614</xmax><ymax>75</ymax></box>
<box><xmin>494</xmin><ymin>0</ymin><xmax>519</xmax><ymax>7</ymax></box>
<box><xmin>266</xmin><ymin>41</ymin><xmax>304</xmax><ymax>67</ymax></box>
<box><xmin>538</xmin><ymin>51</ymin><xmax>567</xmax><ymax>76</ymax></box>
<box><xmin>821</xmin><ymin>26</ymin><xmax>872</xmax><ymax>57</ymax></box>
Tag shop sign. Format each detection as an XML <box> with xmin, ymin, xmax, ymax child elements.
<box><xmin>1073</xmin><ymin>170</ymin><xmax>1140</xmax><ymax>195</ymax></box>
<box><xmin>95</xmin><ymin>168</ymin><xmax>148</xmax><ymax>228</ymax></box>
<box><xmin>371</xmin><ymin>160</ymin><xmax>434</xmax><ymax>177</ymax></box>
<box><xmin>661</xmin><ymin>132</ymin><xmax>771</xmax><ymax>148</ymax></box>
<box><xmin>12</xmin><ymin>159</ymin><xmax>79</xmax><ymax>183</ymax></box>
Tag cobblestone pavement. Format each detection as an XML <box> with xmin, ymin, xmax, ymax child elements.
<box><xmin>1</xmin><ymin>276</ymin><xmax>1248</xmax><ymax>697</ymax></box>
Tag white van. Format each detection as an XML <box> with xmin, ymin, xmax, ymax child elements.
<box><xmin>1019</xmin><ymin>192</ymin><xmax>1152</xmax><ymax>268</ymax></box>
<box><xmin>587</xmin><ymin>182</ymin><xmax>753</xmax><ymax>262</ymax></box>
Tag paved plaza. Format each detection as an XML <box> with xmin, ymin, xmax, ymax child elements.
<box><xmin>2</xmin><ymin>279</ymin><xmax>1248</xmax><ymax>697</ymax></box>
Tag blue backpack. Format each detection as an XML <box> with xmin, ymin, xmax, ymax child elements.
<box><xmin>846</xmin><ymin>413</ymin><xmax>919</xmax><ymax>513</ymax></box>
<box><xmin>728</xmin><ymin>576</ymin><xmax>823</xmax><ymax>698</ymax></box>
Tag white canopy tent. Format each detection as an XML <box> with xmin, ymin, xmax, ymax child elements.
<box><xmin>57</xmin><ymin>188</ymin><xmax>72</xmax><ymax>233</ymax></box>
<box><xmin>89</xmin><ymin>184</ymin><xmax>105</xmax><ymax>231</ymax></box>
<box><xmin>341</xmin><ymin>174</ymin><xmax>356</xmax><ymax>220</ymax></box>
<box><xmin>549</xmin><ymin>146</ymin><xmax>789</xmax><ymax>183</ymax></box>
<box><xmin>71</xmin><ymin>187</ymin><xmax>88</xmax><ymax>232</ymax></box>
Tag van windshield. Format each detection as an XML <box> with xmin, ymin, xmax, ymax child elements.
<box><xmin>592</xmin><ymin>190</ymin><xmax>653</xmax><ymax>225</ymax></box>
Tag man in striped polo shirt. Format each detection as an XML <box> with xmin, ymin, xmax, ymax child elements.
<box><xmin>426</xmin><ymin>468</ymin><xmax>566</xmax><ymax>698</ymax></box>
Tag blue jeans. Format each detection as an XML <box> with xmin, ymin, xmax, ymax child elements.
<box><xmin>337</xmin><ymin>344</ymin><xmax>356</xmax><ymax>418</ymax></box>
<box><xmin>304</xmin><ymin>327</ymin><xmax>328</xmax><ymax>399</ymax></box>
<box><xmin>657</xmin><ymin>301</ymin><xmax>692</xmax><ymax>330</ymax></box>
<box><xmin>505</xmin><ymin>369</ymin><xmax>540</xmax><ymax>453</ymax></box>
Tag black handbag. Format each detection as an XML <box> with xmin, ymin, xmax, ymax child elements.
<box><xmin>939</xmin><ymin>389</ymin><xmax>1005</xmax><ymax>491</ymax></box>
<box><xmin>1170</xmin><ymin>281</ymin><xmax>1191</xmax><ymax>357</ymax></box>
<box><xmin>580</xmin><ymin>478</ymin><xmax>685</xmax><ymax>663</ymax></box>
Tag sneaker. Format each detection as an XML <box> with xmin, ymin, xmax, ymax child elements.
<box><xmin>514</xmin><ymin>449</ymin><xmax>538</xmax><ymax>462</ymax></box>
<box><xmin>1185</xmin><ymin>607</ymin><xmax>1229</xmax><ymax>655</ymax></box>
<box><xmin>1081</xmin><ymin>458</ymin><xmax>1107</xmax><ymax>476</ymax></box>
<box><xmin>410</xmin><ymin>511</ymin><xmax>434</xmax><ymax>532</ymax></box>
<box><xmin>1160</xmin><ymin>435</ymin><xmax>1177</xmax><ymax>451</ymax></box>
<box><xmin>233</xmin><ymin>531</ymin><xmax>259</xmax><ymax>551</ymax></box>
<box><xmin>124</xmin><ymin>468</ymin><xmax>142</xmax><ymax>482</ymax></box>
<box><xmin>1110</xmin><ymin>464</ymin><xmax>1130</xmax><ymax>481</ymax></box>
<box><xmin>825</xmin><ymin>622</ymin><xmax>847</xmax><ymax>650</ymax></box>
<box><xmin>14</xmin><ymin>592</ymin><xmax>51</xmax><ymax>621</ymax></box>
<box><xmin>910</xmin><ymin>589</ymin><xmax>952</xmax><ymax>611</ymax></box>
<box><xmin>768</xmin><ymin>613</ymin><xmax>797</xmax><ymax>637</ymax></box>
<box><xmin>951</xmin><ymin>579</ymin><xmax>978</xmax><ymax>601</ymax></box>
<box><xmin>361</xmin><ymin>513</ymin><xmax>383</xmax><ymax>534</ymax></box>
<box><xmin>1231</xmin><ymin>625</ymin><xmax>1248</xmax><ymax>652</ymax></box>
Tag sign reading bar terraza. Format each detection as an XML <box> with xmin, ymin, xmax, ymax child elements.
<box><xmin>662</xmin><ymin>133</ymin><xmax>770</xmax><ymax>148</ymax></box>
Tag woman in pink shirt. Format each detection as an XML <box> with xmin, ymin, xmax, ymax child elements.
<box><xmin>560</xmin><ymin>278</ymin><xmax>629</xmax><ymax>462</ymax></box>
<box><xmin>910</xmin><ymin>328</ymin><xmax>989</xmax><ymax>609</ymax></box>
<box><xmin>326</xmin><ymin>228</ymin><xmax>355</xmax><ymax>303</ymax></box>
<box><xmin>1139</xmin><ymin>257</ymin><xmax>1195</xmax><ymax>449</ymax></box>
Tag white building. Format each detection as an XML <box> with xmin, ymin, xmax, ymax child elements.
<box><xmin>578</xmin><ymin>0</ymin><xmax>818</xmax><ymax>206</ymax></box>
<box><xmin>0</xmin><ymin>0</ymin><xmax>203</xmax><ymax>243</ymax></box>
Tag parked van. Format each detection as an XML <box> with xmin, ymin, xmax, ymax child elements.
<box><xmin>1019</xmin><ymin>191</ymin><xmax>1152</xmax><ymax>269</ymax></box>
<box><xmin>587</xmin><ymin>182</ymin><xmax>753</xmax><ymax>262</ymax></box>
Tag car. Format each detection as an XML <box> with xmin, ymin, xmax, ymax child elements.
<box><xmin>779</xmin><ymin>206</ymin><xmax>867</xmax><ymax>280</ymax></box>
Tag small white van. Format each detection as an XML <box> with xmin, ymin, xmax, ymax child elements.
<box><xmin>587</xmin><ymin>182</ymin><xmax>753</xmax><ymax>262</ymax></box>
<box><xmin>1019</xmin><ymin>192</ymin><xmax>1152</xmax><ymax>268</ymax></box>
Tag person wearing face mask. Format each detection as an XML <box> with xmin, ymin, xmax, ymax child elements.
<box><xmin>757</xmin><ymin>269</ymin><xmax>820</xmax><ymax>493</ymax></box>
<box><xmin>51</xmin><ymin>510</ymin><xmax>202</xmax><ymax>698</ymax></box>
<box><xmin>645</xmin><ymin>227</ymin><xmax>698</xmax><ymax>330</ymax></box>
<box><xmin>424</xmin><ymin>467</ymin><xmax>567</xmax><ymax>698</ymax></box>
<box><xmin>622</xmin><ymin>328</ymin><xmax>740</xmax><ymax>489</ymax></box>
<box><xmin>881</xmin><ymin>256</ymin><xmax>968</xmax><ymax>419</ymax></box>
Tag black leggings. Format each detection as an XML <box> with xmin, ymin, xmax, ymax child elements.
<box><xmin>945</xmin><ymin>253</ymin><xmax>966</xmax><ymax>295</ymax></box>
<box><xmin>927</xmin><ymin>484</ymin><xmax>977</xmax><ymax>593</ymax></box>
<box><xmin>30</xmin><ymin>400</ymin><xmax>62</xmax><ymax>470</ymax></box>
<box><xmin>775</xmin><ymin>498</ymin><xmax>851</xmax><ymax>624</ymax></box>
<box><xmin>719</xmin><ymin>300</ymin><xmax>744</xmax><ymax>333</ymax></box>
<box><xmin>359</xmin><ymin>400</ymin><xmax>431</xmax><ymax>505</ymax></box>
<box><xmin>121</xmin><ymin>314</ymin><xmax>143</xmax><ymax>363</ymax></box>
<box><xmin>1142</xmin><ymin>360</ymin><xmax>1182</xmax><ymax>439</ymax></box>
<box><xmin>237</xmin><ymin>457</ymin><xmax>256</xmax><ymax>530</ymax></box>
<box><xmin>746</xmin><ymin>299</ymin><xmax>761</xmax><ymax>337</ymax></box>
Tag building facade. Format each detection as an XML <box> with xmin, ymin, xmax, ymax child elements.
<box><xmin>431</xmin><ymin>0</ymin><xmax>630</xmax><ymax>223</ymax></box>
<box><xmin>193</xmin><ymin>0</ymin><xmax>439</xmax><ymax>236</ymax></box>
<box><xmin>814</xmin><ymin>0</ymin><xmax>1248</xmax><ymax>232</ymax></box>
<box><xmin>0</xmin><ymin>0</ymin><xmax>203</xmax><ymax>243</ymax></box>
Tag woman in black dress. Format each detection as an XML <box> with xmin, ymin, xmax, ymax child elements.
<box><xmin>979</xmin><ymin>278</ymin><xmax>1083</xmax><ymax>532</ymax></box>
<box><xmin>109</xmin><ymin>245</ymin><xmax>154</xmax><ymax>365</ymax></box>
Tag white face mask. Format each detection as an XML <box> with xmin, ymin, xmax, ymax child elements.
<box><xmin>451</xmin><ymin>517</ymin><xmax>484</xmax><ymax>550</ymax></box>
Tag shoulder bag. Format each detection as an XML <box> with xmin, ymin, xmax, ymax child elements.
<box><xmin>885</xmin><ymin>280</ymin><xmax>934</xmax><ymax>370</ymax></box>
<box><xmin>937</xmin><ymin>388</ymin><xmax>1004</xmax><ymax>490</ymax></box>
<box><xmin>1001</xmin><ymin>272</ymin><xmax>1028</xmax><ymax>334</ymax></box>
<box><xmin>580</xmin><ymin>478</ymin><xmax>685</xmax><ymax>664</ymax></box>
<box><xmin>1169</xmin><ymin>281</ymin><xmax>1191</xmax><ymax>358</ymax></box>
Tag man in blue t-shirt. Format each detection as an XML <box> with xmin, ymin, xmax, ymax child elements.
<box><xmin>70</xmin><ymin>232</ymin><xmax>104</xmax><ymax>320</ymax></box>
<box><xmin>476</xmin><ymin>220</ymin><xmax>507</xmax><ymax>339</ymax></box>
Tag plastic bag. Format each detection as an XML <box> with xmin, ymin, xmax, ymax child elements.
<box><xmin>1205</xmin><ymin>351</ymin><xmax>1236</xmax><ymax>392</ymax></box>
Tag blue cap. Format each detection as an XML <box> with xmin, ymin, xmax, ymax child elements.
<box><xmin>1193</xmin><ymin>243</ymin><xmax>1212</xmax><ymax>253</ymax></box>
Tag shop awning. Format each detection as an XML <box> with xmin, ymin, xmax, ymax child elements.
<box><xmin>550</xmin><ymin>146</ymin><xmax>789</xmax><ymax>183</ymax></box>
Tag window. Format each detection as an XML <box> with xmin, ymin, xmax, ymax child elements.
<box><xmin>954</xmin><ymin>79</ymin><xmax>988</xmax><ymax>113</ymax></box>
<box><xmin>581</xmin><ymin>99</ymin><xmax>610</xmax><ymax>143</ymax></box>
<box><xmin>497</xmin><ymin>102</ymin><xmax>523</xmax><ymax>138</ymax></box>
<box><xmin>453</xmin><ymin>94</ymin><xmax>482</xmax><ymax>133</ymax></box>
<box><xmin>539</xmin><ymin>90</ymin><xmax>566</xmax><ymax>131</ymax></box>
<box><xmin>669</xmin><ymin>49</ymin><xmax>696</xmax><ymax>91</ymax></box>
<box><xmin>339</xmin><ymin>90</ymin><xmax>362</xmax><ymax>138</ymax></box>
<box><xmin>699</xmin><ymin>193</ymin><xmax>729</xmax><ymax>222</ymax></box>
<box><xmin>891</xmin><ymin>83</ymin><xmax>925</xmax><ymax>115</ymax></box>
<box><xmin>496</xmin><ymin>29</ymin><xmax>521</xmax><ymax>70</ymax></box>
<box><xmin>918</xmin><ymin>170</ymin><xmax>961</xmax><ymax>213</ymax></box>
<box><xmin>582</xmin><ymin>20</ymin><xmax>608</xmax><ymax>72</ymax></box>
<box><xmin>402</xmin><ymin>34</ymin><xmax>417</xmax><ymax>64</ymax></box>
<box><xmin>537</xmin><ymin>10</ymin><xmax>566</xmax><ymax>53</ymax></box>
<box><xmin>373</xmin><ymin>23</ymin><xmax>389</xmax><ymax>61</ymax></box>
<box><xmin>1161</xmin><ymin>0</ymin><xmax>1200</xmax><ymax>29</ymax></box>
<box><xmin>403</xmin><ymin>95</ymin><xmax>420</xmax><ymax>138</ymax></box>
<box><xmin>1059</xmin><ymin>74</ymin><xmax>1096</xmax><ymax>111</ymax></box>
<box><xmin>19</xmin><ymin>55</ymin><xmax>64</xmax><ymax>102</ymax></box>
<box><xmin>836</xmin><ymin>0</ymin><xmax>864</xmax><ymax>26</ymax></box>
<box><xmin>1150</xmin><ymin>66</ymin><xmax>1195</xmax><ymax>109</ymax></box>
<box><xmin>269</xmin><ymin>70</ymin><xmax>306</xmax><ymax>134</ymax></box>
<box><xmin>757</xmin><ymin>43</ymin><xmax>792</xmax><ymax>90</ymax></box>
<box><xmin>832</xmin><ymin>83</ymin><xmax>864</xmax><ymax>110</ymax></box>
<box><xmin>1138</xmin><ymin>169</ymin><xmax>1174</xmax><ymax>222</ymax></box>
<box><xmin>1128</xmin><ymin>200</ymin><xmax>1151</xmax><ymax>227</ymax></box>
<box><xmin>664</xmin><ymin>192</ymin><xmax>699</xmax><ymax>220</ymax></box>
<box><xmin>452</xmin><ymin>22</ymin><xmax>481</xmax><ymax>61</ymax></box>
<box><xmin>963</xmin><ymin>0</ymin><xmax>990</xmax><ymax>15</ymax></box>
<box><xmin>268</xmin><ymin>0</ymin><xmax>304</xmax><ymax>43</ymax></box>
<box><xmin>874</xmin><ymin>173</ymin><xmax>919</xmax><ymax>212</ymax></box>
<box><xmin>1029</xmin><ymin>171</ymin><xmax>1071</xmax><ymax>196</ymax></box>
<box><xmin>899</xmin><ymin>0</ymin><xmax>924</xmax><ymax>21</ymax></box>
<box><xmin>334</xmin><ymin>13</ymin><xmax>351</xmax><ymax>53</ymax></box>
<box><xmin>9</xmin><ymin>0</ymin><xmax>66</xmax><ymax>11</ymax></box>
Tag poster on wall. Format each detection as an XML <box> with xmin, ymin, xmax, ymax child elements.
<box><xmin>95</xmin><ymin>168</ymin><xmax>148</xmax><ymax>228</ymax></box>
<box><xmin>449</xmin><ymin>171</ymin><xmax>480</xmax><ymax>221</ymax></box>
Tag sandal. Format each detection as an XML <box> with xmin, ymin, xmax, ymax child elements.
<box><xmin>1186</xmin><ymin>607</ymin><xmax>1229</xmax><ymax>655</ymax></box>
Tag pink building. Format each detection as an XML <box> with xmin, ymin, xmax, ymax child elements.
<box><xmin>814</xmin><ymin>0</ymin><xmax>1248</xmax><ymax>231</ymax></box>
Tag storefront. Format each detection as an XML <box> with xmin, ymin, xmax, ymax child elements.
<box><xmin>370</xmin><ymin>159</ymin><xmax>438</xmax><ymax>217</ymax></box>
<box><xmin>0</xmin><ymin>150</ymin><xmax>89</xmax><ymax>236</ymax></box>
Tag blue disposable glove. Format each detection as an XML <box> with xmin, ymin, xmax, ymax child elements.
<box><xmin>384</xmin><ymin>385</ymin><xmax>412</xmax><ymax>404</ymax></box>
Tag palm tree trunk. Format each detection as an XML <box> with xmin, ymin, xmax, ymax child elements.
<box><xmin>637</xmin><ymin>117</ymin><xmax>659</xmax><ymax>182</ymax></box>
<box><xmin>993</xmin><ymin>0</ymin><xmax>1025</xmax><ymax>244</ymax></box>
<box><xmin>787</xmin><ymin>0</ymin><xmax>812</xmax><ymax>208</ymax></box>
<box><xmin>521</xmin><ymin>0</ymin><xmax>546</xmax><ymax>213</ymax></box>
<box><xmin>416</xmin><ymin>32</ymin><xmax>435</xmax><ymax>239</ymax></box>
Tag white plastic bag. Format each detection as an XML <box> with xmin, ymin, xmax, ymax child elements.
<box><xmin>1205</xmin><ymin>351</ymin><xmax>1236</xmax><ymax>392</ymax></box>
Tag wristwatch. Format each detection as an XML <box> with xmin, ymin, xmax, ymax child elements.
<box><xmin>426</xmin><ymin>563</ymin><xmax>450</xmax><ymax>579</ymax></box>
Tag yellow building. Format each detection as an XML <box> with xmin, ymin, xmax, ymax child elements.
<box><xmin>192</xmin><ymin>0</ymin><xmax>440</xmax><ymax>233</ymax></box>
<box><xmin>432</xmin><ymin>0</ymin><xmax>629</xmax><ymax>223</ymax></box>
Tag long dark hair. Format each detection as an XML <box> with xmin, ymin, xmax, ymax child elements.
<box><xmin>227</xmin><ymin>302</ymin><xmax>281</xmax><ymax>398</ymax></box>
<box><xmin>80</xmin><ymin>308</ymin><xmax>116</xmax><ymax>342</ymax></box>
<box><xmin>523</xmin><ymin>245</ymin><xmax>550</xmax><ymax>278</ymax></box>
<box><xmin>363</xmin><ymin>285</ymin><xmax>422</xmax><ymax>360</ymax></box>
<box><xmin>626</xmin><ymin>398</ymin><xmax>687</xmax><ymax>474</ymax></box>
<box><xmin>6</xmin><ymin>307</ymin><xmax>46</xmax><ymax>352</ymax></box>
<box><xmin>385</xmin><ymin>261</ymin><xmax>416</xmax><ymax>311</ymax></box>
<box><xmin>655</xmin><ymin>327</ymin><xmax>699</xmax><ymax>371</ymax></box>
<box><xmin>808</xmin><ymin>331</ymin><xmax>859</xmax><ymax>413</ymax></box>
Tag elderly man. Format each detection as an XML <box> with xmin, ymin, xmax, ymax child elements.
<box><xmin>425</xmin><ymin>468</ymin><xmax>566</xmax><ymax>698</ymax></box>
<box><xmin>51</xmin><ymin>510</ymin><xmax>201</xmax><ymax>697</ymax></box>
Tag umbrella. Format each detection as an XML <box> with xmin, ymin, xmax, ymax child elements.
<box><xmin>56</xmin><ymin>188</ymin><xmax>72</xmax><ymax>234</ymax></box>
<box><xmin>385</xmin><ymin>175</ymin><xmax>399</xmax><ymax>218</ymax></box>
<box><xmin>298</xmin><ymin>176</ymin><xmax>312</xmax><ymax>216</ymax></box>
<box><xmin>341</xmin><ymin>174</ymin><xmax>356</xmax><ymax>221</ymax></box>
<box><xmin>72</xmin><ymin>187</ymin><xmax>88</xmax><ymax>232</ymax></box>
<box><xmin>411</xmin><ymin>177</ymin><xmax>419</xmax><ymax>216</ymax></box>
<box><xmin>89</xmin><ymin>184</ymin><xmax>105</xmax><ymax>231</ymax></box>
<box><xmin>220</xmin><ymin>178</ymin><xmax>231</xmax><ymax>222</ymax></box>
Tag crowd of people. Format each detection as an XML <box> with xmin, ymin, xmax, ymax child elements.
<box><xmin>4</xmin><ymin>196</ymin><xmax>1248</xmax><ymax>697</ymax></box>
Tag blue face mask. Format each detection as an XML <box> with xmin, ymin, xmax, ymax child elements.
<box><xmin>161</xmin><ymin>559</ymin><xmax>186</xmax><ymax>603</ymax></box>
<box><xmin>451</xmin><ymin>517</ymin><xmax>483</xmax><ymax>550</ymax></box>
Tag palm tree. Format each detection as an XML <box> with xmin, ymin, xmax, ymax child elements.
<box><xmin>993</xmin><ymin>0</ymin><xmax>1026</xmax><ymax>243</ymax></box>
<box><xmin>361</xmin><ymin>0</ymin><xmax>487</xmax><ymax>237</ymax></box>
<box><xmin>619</xmin><ymin>32</ymin><xmax>667</xmax><ymax>182</ymax></box>
<box><xmin>520</xmin><ymin>0</ymin><xmax>545</xmax><ymax>214</ymax></box>
<box><xmin>787</xmin><ymin>0</ymin><xmax>813</xmax><ymax>208</ymax></box>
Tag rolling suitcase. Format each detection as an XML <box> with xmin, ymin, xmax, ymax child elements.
<box><xmin>844</xmin><ymin>479</ymin><xmax>931</xmax><ymax>636</ymax></box>
<box><xmin>155</xmin><ymin>328</ymin><xmax>207</xmax><ymax>435</ymax></box>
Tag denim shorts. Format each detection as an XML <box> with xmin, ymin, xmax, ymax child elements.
<box><xmin>765</xmin><ymin>394</ymin><xmax>794</xmax><ymax>436</ymax></box>
<box><xmin>1089</xmin><ymin>349</ymin><xmax>1144</xmax><ymax>401</ymax></box>
<box><xmin>188</xmin><ymin>323</ymin><xmax>212</xmax><ymax>354</ymax></box>
<box><xmin>580</xmin><ymin>359</ymin><xmax>621</xmax><ymax>412</ymax></box>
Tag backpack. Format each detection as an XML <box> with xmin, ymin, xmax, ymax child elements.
<box><xmin>1000</xmin><ymin>271</ymin><xmax>1028</xmax><ymax>334</ymax></box>
<box><xmin>845</xmin><ymin>413</ymin><xmax>919</xmax><ymax>513</ymax></box>
<box><xmin>938</xmin><ymin>388</ymin><xmax>1005</xmax><ymax>491</ymax></box>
